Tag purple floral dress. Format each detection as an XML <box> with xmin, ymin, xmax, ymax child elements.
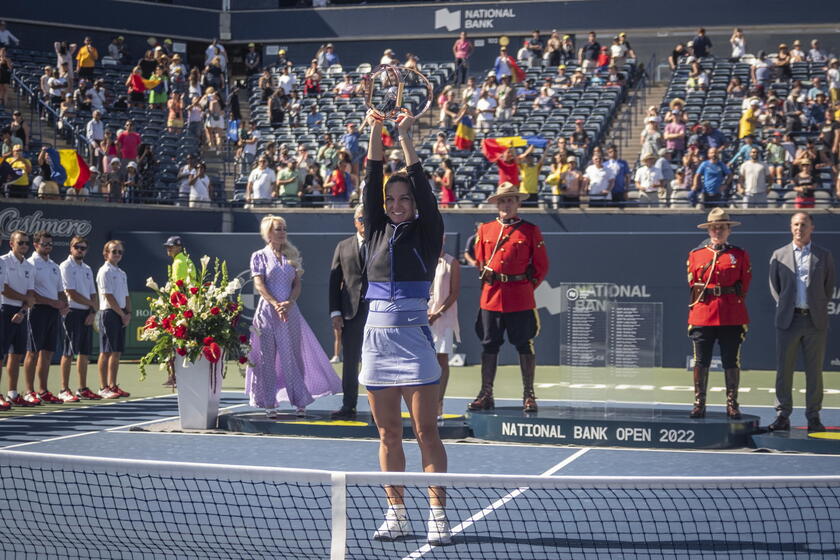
<box><xmin>245</xmin><ymin>246</ymin><xmax>341</xmax><ymax>409</ymax></box>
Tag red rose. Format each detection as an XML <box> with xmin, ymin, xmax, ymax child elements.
<box><xmin>202</xmin><ymin>342</ymin><xmax>222</xmax><ymax>363</ymax></box>
<box><xmin>239</xmin><ymin>334</ymin><xmax>248</xmax><ymax>343</ymax></box>
<box><xmin>176</xmin><ymin>347</ymin><xmax>187</xmax><ymax>356</ymax></box>
<box><xmin>174</xmin><ymin>325</ymin><xmax>187</xmax><ymax>339</ymax></box>
<box><xmin>204</xmin><ymin>282</ymin><xmax>211</xmax><ymax>287</ymax></box>
<box><xmin>183</xmin><ymin>309</ymin><xmax>194</xmax><ymax>319</ymax></box>
<box><xmin>190</xmin><ymin>287</ymin><xmax>199</xmax><ymax>295</ymax></box>
<box><xmin>203</xmin><ymin>336</ymin><xmax>215</xmax><ymax>345</ymax></box>
<box><xmin>170</xmin><ymin>291</ymin><xmax>188</xmax><ymax>307</ymax></box>
<box><xmin>161</xmin><ymin>316</ymin><xmax>172</xmax><ymax>330</ymax></box>
<box><xmin>238</xmin><ymin>355</ymin><xmax>248</xmax><ymax>364</ymax></box>
<box><xmin>210</xmin><ymin>307</ymin><xmax>221</xmax><ymax>316</ymax></box>
<box><xmin>176</xmin><ymin>280</ymin><xmax>184</xmax><ymax>288</ymax></box>
<box><xmin>144</xmin><ymin>317</ymin><xmax>158</xmax><ymax>330</ymax></box>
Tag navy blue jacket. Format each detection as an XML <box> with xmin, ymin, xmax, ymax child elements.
<box><xmin>363</xmin><ymin>160</ymin><xmax>443</xmax><ymax>301</ymax></box>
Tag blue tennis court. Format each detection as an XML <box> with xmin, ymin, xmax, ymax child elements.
<box><xmin>1</xmin><ymin>391</ymin><xmax>839</xmax><ymax>559</ymax></box>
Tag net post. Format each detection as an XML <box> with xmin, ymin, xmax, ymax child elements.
<box><xmin>330</xmin><ymin>471</ymin><xmax>347</xmax><ymax>560</ymax></box>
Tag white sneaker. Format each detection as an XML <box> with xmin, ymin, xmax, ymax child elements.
<box><xmin>58</xmin><ymin>390</ymin><xmax>80</xmax><ymax>403</ymax></box>
<box><xmin>373</xmin><ymin>511</ymin><xmax>409</xmax><ymax>541</ymax></box>
<box><xmin>427</xmin><ymin>518</ymin><xmax>451</xmax><ymax>545</ymax></box>
<box><xmin>98</xmin><ymin>387</ymin><xmax>119</xmax><ymax>399</ymax></box>
<box><xmin>329</xmin><ymin>355</ymin><xmax>341</xmax><ymax>364</ymax></box>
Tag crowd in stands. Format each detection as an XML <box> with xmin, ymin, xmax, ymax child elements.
<box><xmin>1</xmin><ymin>20</ymin><xmax>838</xmax><ymax>208</ymax></box>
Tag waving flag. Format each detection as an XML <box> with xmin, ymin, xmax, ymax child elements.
<box><xmin>47</xmin><ymin>148</ymin><xmax>91</xmax><ymax>189</ymax></box>
<box><xmin>481</xmin><ymin>136</ymin><xmax>547</xmax><ymax>161</ymax></box>
<box><xmin>454</xmin><ymin>115</ymin><xmax>475</xmax><ymax>151</ymax></box>
<box><xmin>506</xmin><ymin>56</ymin><xmax>526</xmax><ymax>84</ymax></box>
<box><xmin>128</xmin><ymin>73</ymin><xmax>161</xmax><ymax>93</ymax></box>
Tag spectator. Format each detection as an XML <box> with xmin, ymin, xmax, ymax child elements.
<box><xmin>554</xmin><ymin>65</ymin><xmax>571</xmax><ymax>88</ymax></box>
<box><xmin>790</xmin><ymin>40</ymin><xmax>806</xmax><ymax>62</ymax></box>
<box><xmin>609</xmin><ymin>36</ymin><xmax>628</xmax><ymax>69</ymax></box>
<box><xmin>55</xmin><ymin>42</ymin><xmax>77</xmax><ymax>87</ymax></box>
<box><xmin>515</xmin><ymin>78</ymin><xmax>538</xmax><ymax>101</ymax></box>
<box><xmin>664</xmin><ymin>111</ymin><xmax>686</xmax><ymax>160</ymax></box>
<box><xmin>306</xmin><ymin>104</ymin><xmax>324</xmax><ymax>130</ymax></box>
<box><xmin>827</xmin><ymin>58</ymin><xmax>840</xmax><ymax>105</ymax></box>
<box><xmin>47</xmin><ymin>66</ymin><xmax>67</xmax><ymax>107</ymax></box>
<box><xmin>739</xmin><ymin>98</ymin><xmax>761</xmax><ymax>138</ymax></box>
<box><xmin>807</xmin><ymin>76</ymin><xmax>828</xmax><ymax>101</ymax></box>
<box><xmin>168</xmin><ymin>54</ymin><xmax>186</xmax><ymax>94</ymax></box>
<box><xmin>774</xmin><ymin>44</ymin><xmax>793</xmax><ymax>82</ymax></box>
<box><xmin>807</xmin><ymin>39</ymin><xmax>828</xmax><ymax>64</ymax></box>
<box><xmin>0</xmin><ymin>21</ymin><xmax>20</xmax><ymax>48</ymax></box>
<box><xmin>4</xmin><ymin>145</ymin><xmax>32</xmax><ymax>197</ymax></box>
<box><xmin>175</xmin><ymin>154</ymin><xmax>197</xmax><ymax>204</ymax></box>
<box><xmin>452</xmin><ymin>31</ymin><xmax>473</xmax><ymax>86</ymax></box>
<box><xmin>765</xmin><ymin>131</ymin><xmax>787</xmax><ymax>185</ymax></box>
<box><xmin>245</xmin><ymin>43</ymin><xmax>262</xmax><ymax>76</ymax></box>
<box><xmin>102</xmin><ymin>157</ymin><xmax>123</xmax><ymax>201</ymax></box>
<box><xmin>583</xmin><ymin>154</ymin><xmax>615</xmax><ymax>207</ymax></box>
<box><xmin>634</xmin><ymin>153</ymin><xmax>662</xmax><ymax>206</ymax></box>
<box><xmin>559</xmin><ymin>156</ymin><xmax>583</xmax><ymax>207</ymax></box>
<box><xmin>687</xmin><ymin>61</ymin><xmax>709</xmax><ymax>92</ymax></box>
<box><xmin>0</xmin><ymin>48</ymin><xmax>11</xmax><ymax>108</ymax></box>
<box><xmin>203</xmin><ymin>87</ymin><xmax>225</xmax><ymax>152</ymax></box>
<box><xmin>669</xmin><ymin>43</ymin><xmax>686</xmax><ymax>70</ymax></box>
<box><xmin>58</xmin><ymin>93</ymin><xmax>75</xmax><ymax>130</ymax></box>
<box><xmin>75</xmin><ymin>36</ymin><xmax>98</xmax><ymax>81</ymax></box>
<box><xmin>324</xmin><ymin>160</ymin><xmax>349</xmax><ymax>205</ymax></box>
<box><xmin>166</xmin><ymin>91</ymin><xmax>184</xmax><ymax>133</ymax></box>
<box><xmin>699</xmin><ymin>121</ymin><xmax>728</xmax><ymax>155</ymax></box>
<box><xmin>304</xmin><ymin>60</ymin><xmax>322</xmax><ymax>96</ymax></box>
<box><xmin>432</xmin><ymin>132</ymin><xmax>450</xmax><ymax>160</ymax></box>
<box><xmin>269</xmin><ymin>89</ymin><xmax>288</xmax><ymax>127</ymax></box>
<box><xmin>495</xmin><ymin>145</ymin><xmax>534</xmax><ymax>187</ymax></box>
<box><xmin>187</xmin><ymin>67</ymin><xmax>202</xmax><ymax>100</ymax></box>
<box><xmin>691</xmin><ymin>28</ymin><xmax>712</xmax><ymax>59</ymax></box>
<box><xmin>569</xmin><ymin>119</ymin><xmax>590</xmax><ymax>151</ymax></box>
<box><xmin>727</xmin><ymin>76</ymin><xmax>746</xmax><ymax>97</ymax></box>
<box><xmin>738</xmin><ymin>147</ymin><xmax>770</xmax><ymax>208</ymax></box>
<box><xmin>525</xmin><ymin>30</ymin><xmax>544</xmax><ymax>67</ymax></box>
<box><xmin>148</xmin><ymin>66</ymin><xmax>169</xmax><ymax>109</ymax></box>
<box><xmin>88</xmin><ymin>78</ymin><xmax>107</xmax><ymax>114</ymax></box>
<box><xmin>86</xmin><ymin>110</ymin><xmax>105</xmax><ymax>158</ymax></box>
<box><xmin>578</xmin><ymin>31</ymin><xmax>600</xmax><ymax>72</ymax></box>
<box><xmin>461</xmin><ymin>76</ymin><xmax>480</xmax><ymax>108</ymax></box>
<box><xmin>532</xmin><ymin>82</ymin><xmax>556</xmax><ymax>110</ymax></box>
<box><xmin>518</xmin><ymin>148</ymin><xmax>547</xmax><ymax>207</ymax></box>
<box><xmin>316</xmin><ymin>43</ymin><xmax>340</xmax><ymax>70</ymax></box>
<box><xmin>203</xmin><ymin>57</ymin><xmax>225</xmax><ymax>92</ymax></box>
<box><xmin>805</xmin><ymin>93</ymin><xmax>828</xmax><ymax>131</ymax></box>
<box><xmin>247</xmin><ymin>155</ymin><xmax>276</xmax><ymax>205</ymax></box>
<box><xmin>570</xmin><ymin>69</ymin><xmax>587</xmax><ymax>87</ymax></box>
<box><xmin>475</xmin><ymin>89</ymin><xmax>497</xmax><ymax>133</ymax></box>
<box><xmin>559</xmin><ymin>34</ymin><xmax>576</xmax><ymax>64</ymax></box>
<box><xmin>277</xmin><ymin>66</ymin><xmax>296</xmax><ymax>96</ymax></box>
<box><xmin>7</xmin><ymin>110</ymin><xmax>29</xmax><ymax>152</ymax></box>
<box><xmin>137</xmin><ymin>50</ymin><xmax>157</xmax><ymax>78</ymax></box>
<box><xmin>380</xmin><ymin>48</ymin><xmax>398</xmax><ymax>66</ymax></box>
<box><xmin>596</xmin><ymin>46</ymin><xmax>611</xmax><ymax>71</ymax></box>
<box><xmin>301</xmin><ymin>163</ymin><xmax>325</xmax><ymax>207</ymax></box>
<box><xmin>784</xmin><ymin>86</ymin><xmax>805</xmax><ymax>131</ymax></box>
<box><xmin>273</xmin><ymin>48</ymin><xmax>291</xmax><ymax>71</ymax></box>
<box><xmin>693</xmin><ymin>147</ymin><xmax>732</xmax><ymax>207</ymax></box>
<box><xmin>495</xmin><ymin>75</ymin><xmax>516</xmax><ymax>121</ymax></box>
<box><xmin>317</xmin><ymin>133</ymin><xmax>340</xmax><ymax>178</ymax></box>
<box><xmin>276</xmin><ymin>160</ymin><xmax>302</xmax><ymax>200</ymax></box>
<box><xmin>729</xmin><ymin>28</ymin><xmax>745</xmax><ymax>62</ymax></box>
<box><xmin>136</xmin><ymin>143</ymin><xmax>157</xmax><ymax>198</ymax></box>
<box><xmin>604</xmin><ymin>144</ymin><xmax>631</xmax><ymax>207</ymax></box>
<box><xmin>792</xmin><ymin>161</ymin><xmax>816</xmax><ymax>208</ymax></box>
<box><xmin>750</xmin><ymin>51</ymin><xmax>771</xmax><ymax>92</ymax></box>
<box><xmin>236</xmin><ymin>120</ymin><xmax>259</xmax><ymax>172</ymax></box>
<box><xmin>333</xmin><ymin>74</ymin><xmax>358</xmax><ymax>99</ymax></box>
<box><xmin>729</xmin><ymin>134</ymin><xmax>760</xmax><ymax>168</ymax></box>
<box><xmin>639</xmin><ymin>119</ymin><xmax>662</xmax><ymax>159</ymax></box>
<box><xmin>493</xmin><ymin>46</ymin><xmax>513</xmax><ymax>80</ymax></box>
<box><xmin>439</xmin><ymin>89</ymin><xmax>459</xmax><ymax>130</ymax></box>
<box><xmin>96</xmin><ymin>240</ymin><xmax>130</xmax><ymax>399</ymax></box>
<box><xmin>204</xmin><ymin>38</ymin><xmax>227</xmax><ymax>72</ymax></box>
<box><xmin>188</xmin><ymin>162</ymin><xmax>211</xmax><ymax>208</ymax></box>
<box><xmin>116</xmin><ymin>120</ymin><xmax>141</xmax><ymax>164</ymax></box>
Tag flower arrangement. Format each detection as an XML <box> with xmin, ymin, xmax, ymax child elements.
<box><xmin>139</xmin><ymin>255</ymin><xmax>251</xmax><ymax>381</ymax></box>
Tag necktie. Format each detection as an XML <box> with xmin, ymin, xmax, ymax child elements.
<box><xmin>359</xmin><ymin>242</ymin><xmax>367</xmax><ymax>268</ymax></box>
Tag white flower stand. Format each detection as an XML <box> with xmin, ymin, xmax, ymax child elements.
<box><xmin>176</xmin><ymin>356</ymin><xmax>223</xmax><ymax>429</ymax></box>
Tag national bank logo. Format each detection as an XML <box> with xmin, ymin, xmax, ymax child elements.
<box><xmin>434</xmin><ymin>7</ymin><xmax>516</xmax><ymax>31</ymax></box>
<box><xmin>434</xmin><ymin>8</ymin><xmax>461</xmax><ymax>32</ymax></box>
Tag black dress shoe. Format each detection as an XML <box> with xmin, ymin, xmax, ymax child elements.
<box><xmin>767</xmin><ymin>416</ymin><xmax>791</xmax><ymax>432</ymax></box>
<box><xmin>807</xmin><ymin>420</ymin><xmax>826</xmax><ymax>432</ymax></box>
<box><xmin>330</xmin><ymin>407</ymin><xmax>357</xmax><ymax>420</ymax></box>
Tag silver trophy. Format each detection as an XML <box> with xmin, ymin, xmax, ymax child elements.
<box><xmin>361</xmin><ymin>65</ymin><xmax>434</xmax><ymax>120</ymax></box>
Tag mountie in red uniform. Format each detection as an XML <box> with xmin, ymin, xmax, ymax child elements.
<box><xmin>470</xmin><ymin>216</ymin><xmax>549</xmax><ymax>413</ymax></box>
<box><xmin>686</xmin><ymin>239</ymin><xmax>752</xmax><ymax>420</ymax></box>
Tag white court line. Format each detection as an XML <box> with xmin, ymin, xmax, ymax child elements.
<box><xmin>1</xmin><ymin>431</ymin><xmax>99</xmax><ymax>450</ymax></box>
<box><xmin>401</xmin><ymin>448</ymin><xmax>590</xmax><ymax>560</ymax></box>
<box><xmin>454</xmin><ymin>396</ymin><xmax>840</xmax><ymax>410</ymax></box>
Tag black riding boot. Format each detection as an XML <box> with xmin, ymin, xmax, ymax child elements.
<box><xmin>690</xmin><ymin>365</ymin><xmax>709</xmax><ymax>418</ymax></box>
<box><xmin>468</xmin><ymin>353</ymin><xmax>497</xmax><ymax>411</ymax></box>
<box><xmin>724</xmin><ymin>367</ymin><xmax>741</xmax><ymax>419</ymax></box>
<box><xmin>520</xmin><ymin>354</ymin><xmax>537</xmax><ymax>412</ymax></box>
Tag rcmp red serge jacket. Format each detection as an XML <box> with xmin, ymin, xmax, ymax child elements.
<box><xmin>475</xmin><ymin>218</ymin><xmax>549</xmax><ymax>312</ymax></box>
<box><xmin>687</xmin><ymin>241</ymin><xmax>751</xmax><ymax>326</ymax></box>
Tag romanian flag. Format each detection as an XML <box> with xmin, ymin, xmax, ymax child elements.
<box><xmin>128</xmin><ymin>73</ymin><xmax>161</xmax><ymax>93</ymax></box>
<box><xmin>505</xmin><ymin>55</ymin><xmax>526</xmax><ymax>84</ymax></box>
<box><xmin>481</xmin><ymin>136</ymin><xmax>548</xmax><ymax>161</ymax></box>
<box><xmin>382</xmin><ymin>126</ymin><xmax>394</xmax><ymax>148</ymax></box>
<box><xmin>454</xmin><ymin>115</ymin><xmax>475</xmax><ymax>151</ymax></box>
<box><xmin>47</xmin><ymin>148</ymin><xmax>91</xmax><ymax>190</ymax></box>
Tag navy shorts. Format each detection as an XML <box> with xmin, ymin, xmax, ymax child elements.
<box><xmin>99</xmin><ymin>309</ymin><xmax>126</xmax><ymax>354</ymax></box>
<box><xmin>2</xmin><ymin>304</ymin><xmax>29</xmax><ymax>356</ymax></box>
<box><xmin>28</xmin><ymin>305</ymin><xmax>60</xmax><ymax>353</ymax></box>
<box><xmin>63</xmin><ymin>309</ymin><xmax>94</xmax><ymax>357</ymax></box>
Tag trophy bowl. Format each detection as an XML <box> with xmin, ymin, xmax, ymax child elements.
<box><xmin>361</xmin><ymin>65</ymin><xmax>434</xmax><ymax>120</ymax></box>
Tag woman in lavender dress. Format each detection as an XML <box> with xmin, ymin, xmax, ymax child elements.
<box><xmin>246</xmin><ymin>215</ymin><xmax>341</xmax><ymax>416</ymax></box>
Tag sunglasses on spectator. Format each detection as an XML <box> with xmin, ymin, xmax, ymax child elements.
<box><xmin>37</xmin><ymin>241</ymin><xmax>53</xmax><ymax>247</ymax></box>
<box><xmin>16</xmin><ymin>241</ymin><xmax>30</xmax><ymax>246</ymax></box>
<box><xmin>355</xmin><ymin>217</ymin><xmax>364</xmax><ymax>223</ymax></box>
<box><xmin>73</xmin><ymin>245</ymin><xmax>88</xmax><ymax>250</ymax></box>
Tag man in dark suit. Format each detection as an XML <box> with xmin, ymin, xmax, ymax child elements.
<box><xmin>328</xmin><ymin>205</ymin><xmax>368</xmax><ymax>419</ymax></box>
<box><xmin>768</xmin><ymin>212</ymin><xmax>836</xmax><ymax>432</ymax></box>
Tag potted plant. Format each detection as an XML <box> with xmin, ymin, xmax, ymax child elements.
<box><xmin>140</xmin><ymin>255</ymin><xmax>251</xmax><ymax>429</ymax></box>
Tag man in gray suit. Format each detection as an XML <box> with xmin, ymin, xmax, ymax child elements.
<box><xmin>328</xmin><ymin>205</ymin><xmax>368</xmax><ymax>419</ymax></box>
<box><xmin>768</xmin><ymin>212</ymin><xmax>836</xmax><ymax>432</ymax></box>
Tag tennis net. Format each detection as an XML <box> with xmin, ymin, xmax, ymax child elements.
<box><xmin>1</xmin><ymin>449</ymin><xmax>839</xmax><ymax>559</ymax></box>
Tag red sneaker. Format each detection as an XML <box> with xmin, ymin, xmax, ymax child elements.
<box><xmin>8</xmin><ymin>394</ymin><xmax>34</xmax><ymax>407</ymax></box>
<box><xmin>23</xmin><ymin>392</ymin><xmax>43</xmax><ymax>405</ymax></box>
<box><xmin>75</xmin><ymin>388</ymin><xmax>102</xmax><ymax>400</ymax></box>
<box><xmin>58</xmin><ymin>390</ymin><xmax>80</xmax><ymax>403</ymax></box>
<box><xmin>38</xmin><ymin>391</ymin><xmax>63</xmax><ymax>404</ymax></box>
<box><xmin>0</xmin><ymin>397</ymin><xmax>10</xmax><ymax>411</ymax></box>
<box><xmin>111</xmin><ymin>386</ymin><xmax>130</xmax><ymax>398</ymax></box>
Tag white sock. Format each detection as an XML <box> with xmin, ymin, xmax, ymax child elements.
<box><xmin>388</xmin><ymin>504</ymin><xmax>407</xmax><ymax>519</ymax></box>
<box><xmin>429</xmin><ymin>506</ymin><xmax>447</xmax><ymax>521</ymax></box>
<box><xmin>8</xmin><ymin>391</ymin><xmax>18</xmax><ymax>399</ymax></box>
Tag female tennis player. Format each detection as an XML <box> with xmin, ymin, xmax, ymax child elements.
<box><xmin>360</xmin><ymin>108</ymin><xmax>449</xmax><ymax>545</ymax></box>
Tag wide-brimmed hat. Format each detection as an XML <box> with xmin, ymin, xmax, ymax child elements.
<box><xmin>487</xmin><ymin>182</ymin><xmax>529</xmax><ymax>203</ymax></box>
<box><xmin>697</xmin><ymin>208</ymin><xmax>741</xmax><ymax>229</ymax></box>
